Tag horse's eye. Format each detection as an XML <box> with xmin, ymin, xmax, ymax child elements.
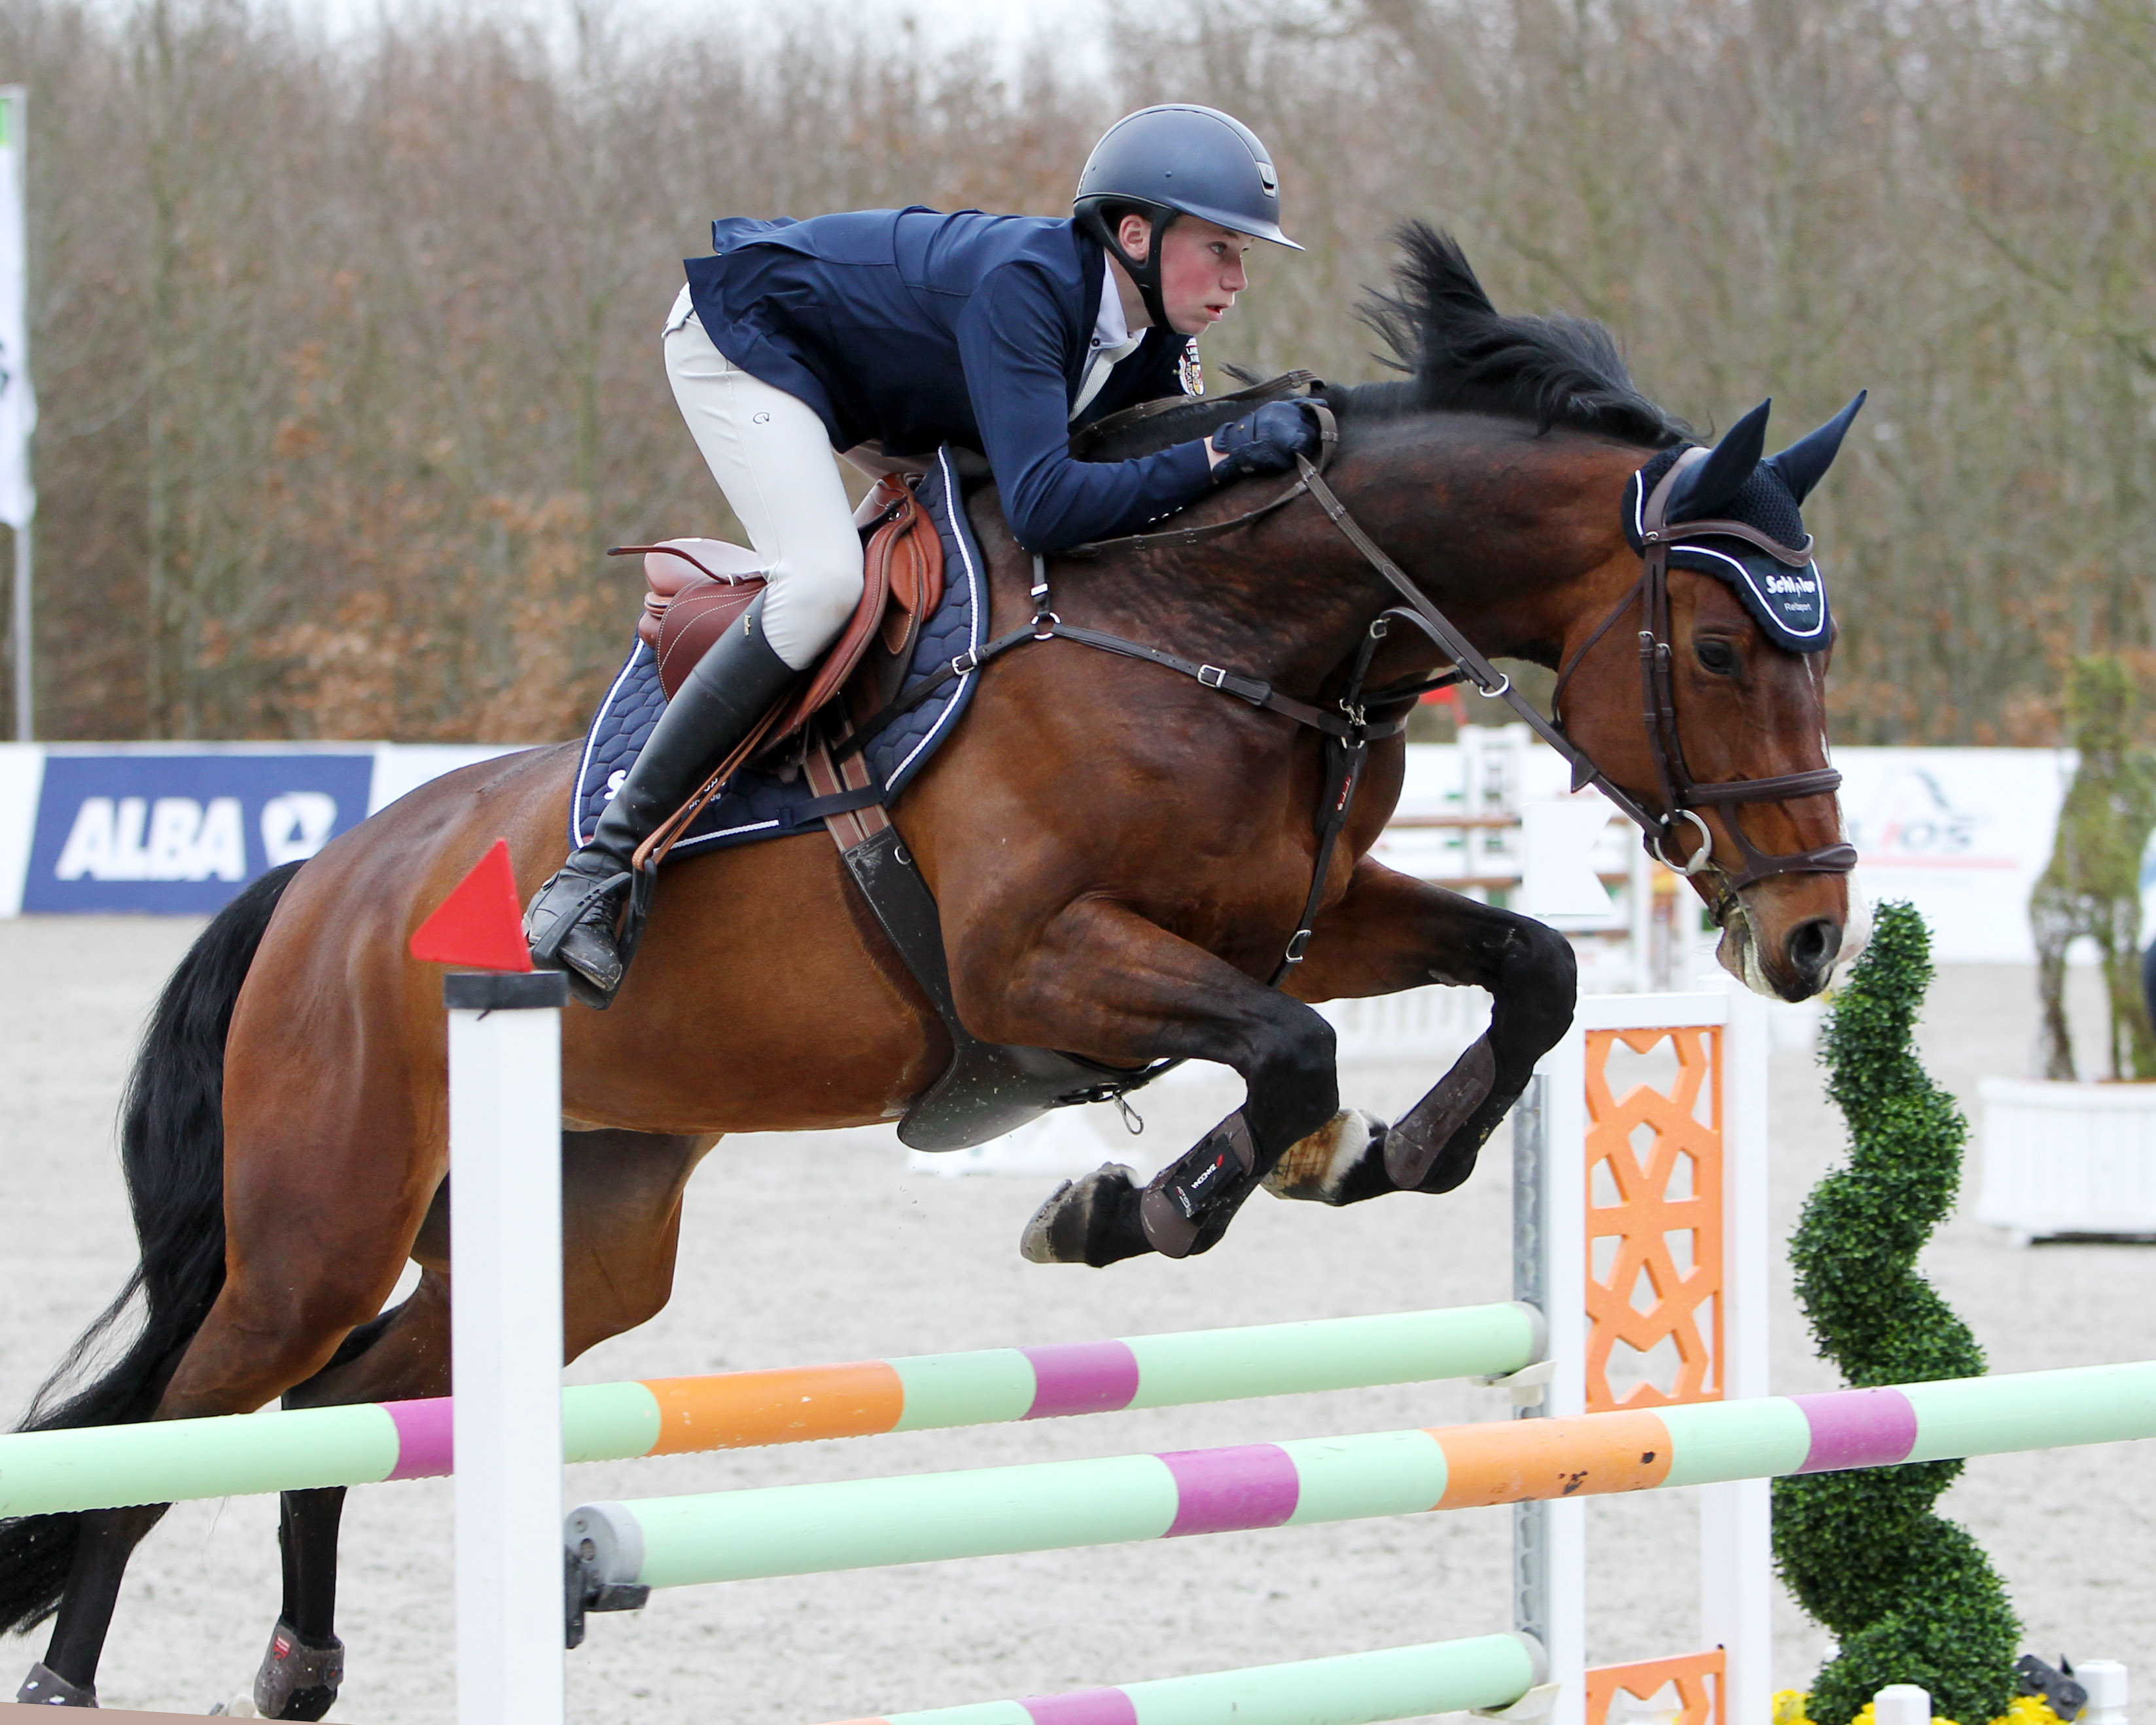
<box><xmin>1695</xmin><ymin>638</ymin><xmax>1741</xmax><ymax>676</ymax></box>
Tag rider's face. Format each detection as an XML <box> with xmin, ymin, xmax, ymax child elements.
<box><xmin>1116</xmin><ymin>215</ymin><xmax>1252</xmax><ymax>336</ymax></box>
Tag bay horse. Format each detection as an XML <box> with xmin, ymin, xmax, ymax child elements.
<box><xmin>1</xmin><ymin>226</ymin><xmax>1858</xmax><ymax>1715</ymax></box>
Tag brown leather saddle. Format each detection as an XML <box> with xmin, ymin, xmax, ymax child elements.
<box><xmin>607</xmin><ymin>474</ymin><xmax>945</xmax><ymax>861</ymax></box>
<box><xmin>621</xmin><ymin>472</ymin><xmax>943</xmax><ymax>722</ymax></box>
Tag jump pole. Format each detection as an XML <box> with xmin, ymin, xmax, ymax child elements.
<box><xmin>411</xmin><ymin>842</ymin><xmax>569</xmax><ymax>1725</ymax></box>
<box><xmin>807</xmin><ymin>1633</ymin><xmax>1549</xmax><ymax>1725</ymax></box>
<box><xmin>0</xmin><ymin>1304</ymin><xmax>1545</xmax><ymax>1517</ymax></box>
<box><xmin>562</xmin><ymin>1358</ymin><xmax>2156</xmax><ymax>1592</ymax></box>
<box><xmin>446</xmin><ymin>968</ymin><xmax>565</xmax><ymax>1725</ymax></box>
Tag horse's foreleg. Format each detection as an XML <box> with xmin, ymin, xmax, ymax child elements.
<box><xmin>1266</xmin><ymin>859</ymin><xmax>1575</xmax><ymax>1206</ymax></box>
<box><xmin>959</xmin><ymin>900</ymin><xmax>1341</xmax><ymax>1266</ymax></box>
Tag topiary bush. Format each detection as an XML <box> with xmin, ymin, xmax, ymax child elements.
<box><xmin>1772</xmin><ymin>900</ymin><xmax>2019</xmax><ymax>1725</ymax></box>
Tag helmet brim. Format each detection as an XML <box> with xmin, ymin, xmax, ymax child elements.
<box><xmin>1171</xmin><ymin>202</ymin><xmax>1303</xmax><ymax>251</ymax></box>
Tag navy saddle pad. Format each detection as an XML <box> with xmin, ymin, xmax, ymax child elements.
<box><xmin>569</xmin><ymin>447</ymin><xmax>990</xmax><ymax>856</ymax></box>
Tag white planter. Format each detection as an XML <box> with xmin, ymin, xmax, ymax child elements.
<box><xmin>1979</xmin><ymin>1076</ymin><xmax>2156</xmax><ymax>1243</ymax></box>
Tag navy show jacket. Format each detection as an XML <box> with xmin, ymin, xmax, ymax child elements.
<box><xmin>682</xmin><ymin>207</ymin><xmax>1214</xmax><ymax>553</ymax></box>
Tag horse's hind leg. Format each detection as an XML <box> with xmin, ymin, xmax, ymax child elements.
<box><xmin>247</xmin><ymin>1282</ymin><xmax>453</xmax><ymax>1720</ymax></box>
<box><xmin>18</xmin><ymin>1159</ymin><xmax>425</xmax><ymax>1711</ymax></box>
<box><xmin>250</xmin><ymin>1489</ymin><xmax>349</xmax><ymax>1720</ymax></box>
<box><xmin>18</xmin><ymin>1504</ymin><xmax>171</xmax><ymax>1705</ymax></box>
<box><xmin>1265</xmin><ymin>858</ymin><xmax>1575</xmax><ymax>1206</ymax></box>
<box><xmin>249</xmin><ymin>1130</ymin><xmax>711</xmax><ymax>1716</ymax></box>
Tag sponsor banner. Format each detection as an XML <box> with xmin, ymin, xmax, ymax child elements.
<box><xmin>0</xmin><ymin>737</ymin><xmax>2127</xmax><ymax>964</ymax></box>
<box><xmin>0</xmin><ymin>743</ymin><xmax>525</xmax><ymax>916</ymax></box>
<box><xmin>23</xmin><ymin>751</ymin><xmax>376</xmax><ymax>914</ymax></box>
<box><xmin>1833</xmin><ymin>747</ymin><xmax>2072</xmax><ymax>965</ymax></box>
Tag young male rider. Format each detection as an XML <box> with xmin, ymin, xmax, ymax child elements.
<box><xmin>525</xmin><ymin>103</ymin><xmax>1326</xmax><ymax>1005</ymax></box>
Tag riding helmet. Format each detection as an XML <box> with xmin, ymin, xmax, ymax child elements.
<box><xmin>1073</xmin><ymin>104</ymin><xmax>1301</xmax><ymax>328</ymax></box>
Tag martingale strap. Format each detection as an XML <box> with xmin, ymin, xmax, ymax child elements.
<box><xmin>1294</xmin><ymin>457</ymin><xmax>1667</xmax><ymax>837</ymax></box>
<box><xmin>834</xmin><ymin>552</ymin><xmax>1411</xmax><ymax>989</ymax></box>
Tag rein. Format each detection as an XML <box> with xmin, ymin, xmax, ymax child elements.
<box><xmin>834</xmin><ymin>549</ymin><xmax>1410</xmax><ymax>988</ymax></box>
<box><xmin>843</xmin><ymin>421</ymin><xmax>1854</xmax><ymax>1003</ymax></box>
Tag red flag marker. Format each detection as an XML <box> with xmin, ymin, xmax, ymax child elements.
<box><xmin>409</xmin><ymin>839</ymin><xmax>533</xmax><ymax>972</ymax></box>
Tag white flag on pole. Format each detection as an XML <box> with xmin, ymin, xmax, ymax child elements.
<box><xmin>0</xmin><ymin>88</ymin><xmax>35</xmax><ymax>531</ymax></box>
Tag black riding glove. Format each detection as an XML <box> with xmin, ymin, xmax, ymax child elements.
<box><xmin>1209</xmin><ymin>399</ymin><xmax>1327</xmax><ymax>481</ymax></box>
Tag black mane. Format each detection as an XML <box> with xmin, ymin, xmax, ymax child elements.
<box><xmin>1342</xmin><ymin>223</ymin><xmax>1689</xmax><ymax>449</ymax></box>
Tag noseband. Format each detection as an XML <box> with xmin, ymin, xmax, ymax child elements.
<box><xmin>1293</xmin><ymin>444</ymin><xmax>1856</xmax><ymax>906</ymax></box>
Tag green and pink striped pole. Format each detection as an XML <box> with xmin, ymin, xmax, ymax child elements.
<box><xmin>563</xmin><ymin>1359</ymin><xmax>2156</xmax><ymax>1592</ymax></box>
<box><xmin>0</xmin><ymin>1304</ymin><xmax>1540</xmax><ymax>1518</ymax></box>
<box><xmin>811</xmin><ymin>1633</ymin><xmax>1547</xmax><ymax>1725</ymax></box>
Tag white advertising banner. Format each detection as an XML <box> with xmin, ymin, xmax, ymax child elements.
<box><xmin>1376</xmin><ymin>734</ymin><xmax>2087</xmax><ymax>965</ymax></box>
<box><xmin>1832</xmin><ymin>747</ymin><xmax>2072</xmax><ymax>964</ymax></box>
<box><xmin>0</xmin><ymin>87</ymin><xmax>33</xmax><ymax>530</ymax></box>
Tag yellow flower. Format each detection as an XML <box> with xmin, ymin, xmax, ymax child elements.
<box><xmin>1765</xmin><ymin>1688</ymin><xmax>2062</xmax><ymax>1725</ymax></box>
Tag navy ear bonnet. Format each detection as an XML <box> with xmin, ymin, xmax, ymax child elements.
<box><xmin>1621</xmin><ymin>393</ymin><xmax>1865</xmax><ymax>654</ymax></box>
<box><xmin>1623</xmin><ymin>449</ymin><xmax>1826</xmax><ymax>650</ymax></box>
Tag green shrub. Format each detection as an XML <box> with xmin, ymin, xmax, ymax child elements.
<box><xmin>1772</xmin><ymin>900</ymin><xmax>2019</xmax><ymax>1725</ymax></box>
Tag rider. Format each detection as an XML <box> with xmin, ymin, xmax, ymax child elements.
<box><xmin>525</xmin><ymin>103</ymin><xmax>1326</xmax><ymax>1005</ymax></box>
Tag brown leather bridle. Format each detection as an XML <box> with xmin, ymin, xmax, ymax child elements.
<box><xmin>1546</xmin><ymin>446</ymin><xmax>1856</xmax><ymax>898</ymax></box>
<box><xmin>1290</xmin><ymin>442</ymin><xmax>1856</xmax><ymax>910</ymax></box>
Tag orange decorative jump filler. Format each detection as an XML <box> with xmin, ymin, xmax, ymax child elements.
<box><xmin>408</xmin><ymin>839</ymin><xmax>533</xmax><ymax>972</ymax></box>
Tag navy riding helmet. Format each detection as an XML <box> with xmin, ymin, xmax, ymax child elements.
<box><xmin>1073</xmin><ymin>104</ymin><xmax>1301</xmax><ymax>329</ymax></box>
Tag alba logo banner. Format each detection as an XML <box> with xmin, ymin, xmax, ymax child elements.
<box><xmin>23</xmin><ymin>753</ymin><xmax>374</xmax><ymax>912</ymax></box>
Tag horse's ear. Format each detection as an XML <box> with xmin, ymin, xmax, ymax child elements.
<box><xmin>1667</xmin><ymin>398</ymin><xmax>1772</xmax><ymax>521</ymax></box>
<box><xmin>1763</xmin><ymin>390</ymin><xmax>1868</xmax><ymax>506</ymax></box>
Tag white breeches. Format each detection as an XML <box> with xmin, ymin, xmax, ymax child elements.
<box><xmin>663</xmin><ymin>285</ymin><xmax>866</xmax><ymax>671</ymax></box>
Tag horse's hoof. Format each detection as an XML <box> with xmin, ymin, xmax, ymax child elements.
<box><xmin>208</xmin><ymin>1698</ymin><xmax>259</xmax><ymax>1716</ymax></box>
<box><xmin>1019</xmin><ymin>1163</ymin><xmax>1146</xmax><ymax>1266</ymax></box>
<box><xmin>1263</xmin><ymin>1109</ymin><xmax>1388</xmax><ymax>1205</ymax></box>
<box><xmin>1384</xmin><ymin>1036</ymin><xmax>1497</xmax><ymax>1188</ymax></box>
<box><xmin>17</xmin><ymin>1663</ymin><xmax>97</xmax><ymax>1707</ymax></box>
<box><xmin>251</xmin><ymin>1621</ymin><xmax>343</xmax><ymax>1722</ymax></box>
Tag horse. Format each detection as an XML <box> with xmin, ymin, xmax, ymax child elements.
<box><xmin>1</xmin><ymin>224</ymin><xmax>1859</xmax><ymax>1715</ymax></box>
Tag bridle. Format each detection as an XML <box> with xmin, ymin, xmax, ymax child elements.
<box><xmin>1543</xmin><ymin>446</ymin><xmax>1855</xmax><ymax>897</ymax></box>
<box><xmin>1057</xmin><ymin>411</ymin><xmax>1857</xmax><ymax>915</ymax></box>
<box><xmin>1282</xmin><ymin>439</ymin><xmax>1856</xmax><ymax>914</ymax></box>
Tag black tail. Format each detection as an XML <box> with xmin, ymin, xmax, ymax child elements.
<box><xmin>0</xmin><ymin>861</ymin><xmax>306</xmax><ymax>1636</ymax></box>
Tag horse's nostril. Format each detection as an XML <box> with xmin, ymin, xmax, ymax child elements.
<box><xmin>1788</xmin><ymin>917</ymin><xmax>1842</xmax><ymax>979</ymax></box>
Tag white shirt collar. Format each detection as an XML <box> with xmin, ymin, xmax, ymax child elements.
<box><xmin>1092</xmin><ymin>257</ymin><xmax>1139</xmax><ymax>357</ymax></box>
<box><xmin>1073</xmin><ymin>259</ymin><xmax>1147</xmax><ymax>420</ymax></box>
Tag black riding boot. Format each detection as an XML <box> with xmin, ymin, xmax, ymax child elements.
<box><xmin>525</xmin><ymin>594</ymin><xmax>796</xmax><ymax>1007</ymax></box>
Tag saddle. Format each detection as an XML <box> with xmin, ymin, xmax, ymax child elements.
<box><xmin>614</xmin><ymin>472</ymin><xmax>945</xmax><ymax>753</ymax></box>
